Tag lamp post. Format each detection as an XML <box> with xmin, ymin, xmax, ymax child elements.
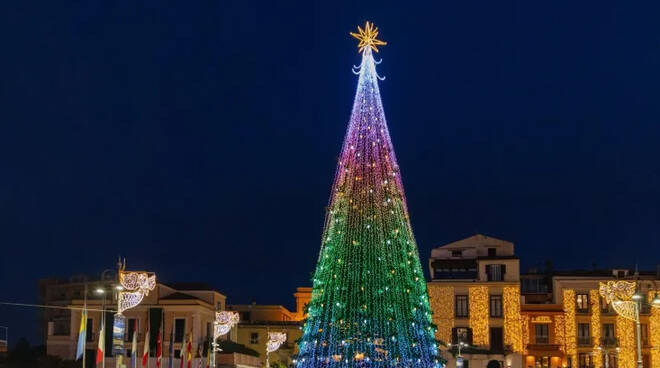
<box><xmin>210</xmin><ymin>311</ymin><xmax>239</xmax><ymax>368</ymax></box>
<box><xmin>596</xmin><ymin>338</ymin><xmax>619</xmax><ymax>368</ymax></box>
<box><xmin>600</xmin><ymin>281</ymin><xmax>660</xmax><ymax>368</ymax></box>
<box><xmin>447</xmin><ymin>342</ymin><xmax>468</xmax><ymax>368</ymax></box>
<box><xmin>95</xmin><ymin>288</ymin><xmax>107</xmax><ymax>368</ymax></box>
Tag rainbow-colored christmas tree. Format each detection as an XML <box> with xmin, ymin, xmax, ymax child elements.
<box><xmin>295</xmin><ymin>23</ymin><xmax>439</xmax><ymax>368</ymax></box>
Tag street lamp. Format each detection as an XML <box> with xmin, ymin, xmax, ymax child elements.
<box><xmin>596</xmin><ymin>338</ymin><xmax>619</xmax><ymax>368</ymax></box>
<box><xmin>447</xmin><ymin>341</ymin><xmax>469</xmax><ymax>367</ymax></box>
<box><xmin>652</xmin><ymin>293</ymin><xmax>660</xmax><ymax>307</ymax></box>
<box><xmin>95</xmin><ymin>287</ymin><xmax>107</xmax><ymax>368</ymax></box>
<box><xmin>210</xmin><ymin>311</ymin><xmax>239</xmax><ymax>368</ymax></box>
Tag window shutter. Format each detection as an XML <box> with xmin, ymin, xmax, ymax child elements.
<box><xmin>467</xmin><ymin>328</ymin><xmax>474</xmax><ymax>344</ymax></box>
<box><xmin>501</xmin><ymin>264</ymin><xmax>506</xmax><ymax>276</ymax></box>
<box><xmin>485</xmin><ymin>265</ymin><xmax>491</xmax><ymax>281</ymax></box>
<box><xmin>451</xmin><ymin>328</ymin><xmax>458</xmax><ymax>344</ymax></box>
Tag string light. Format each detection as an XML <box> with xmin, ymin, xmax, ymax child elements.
<box><xmin>427</xmin><ymin>285</ymin><xmax>453</xmax><ymax>345</ymax></box>
<box><xmin>469</xmin><ymin>286</ymin><xmax>489</xmax><ymax>347</ymax></box>
<box><xmin>563</xmin><ymin>289</ymin><xmax>577</xmax><ymax>364</ymax></box>
<box><xmin>589</xmin><ymin>290</ymin><xmax>602</xmax><ymax>368</ymax></box>
<box><xmin>503</xmin><ymin>287</ymin><xmax>523</xmax><ymax>353</ymax></box>
<box><xmin>648</xmin><ymin>291</ymin><xmax>660</xmax><ymax>368</ymax></box>
<box><xmin>616</xmin><ymin>315</ymin><xmax>635</xmax><ymax>368</ymax></box>
<box><xmin>295</xmin><ymin>23</ymin><xmax>438</xmax><ymax>368</ymax></box>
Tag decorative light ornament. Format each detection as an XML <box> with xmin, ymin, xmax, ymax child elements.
<box><xmin>349</xmin><ymin>21</ymin><xmax>387</xmax><ymax>53</ymax></box>
<box><xmin>117</xmin><ymin>269</ymin><xmax>156</xmax><ymax>313</ymax></box>
<box><xmin>266</xmin><ymin>332</ymin><xmax>287</xmax><ymax>353</ymax></box>
<box><xmin>214</xmin><ymin>311</ymin><xmax>239</xmax><ymax>337</ymax></box>
<box><xmin>599</xmin><ymin>281</ymin><xmax>638</xmax><ymax>321</ymax></box>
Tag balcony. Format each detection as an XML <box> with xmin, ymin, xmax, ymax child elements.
<box><xmin>526</xmin><ymin>343</ymin><xmax>562</xmax><ymax>353</ymax></box>
<box><xmin>600</xmin><ymin>337</ymin><xmax>617</xmax><ymax>347</ymax></box>
<box><xmin>577</xmin><ymin>336</ymin><xmax>592</xmax><ymax>346</ymax></box>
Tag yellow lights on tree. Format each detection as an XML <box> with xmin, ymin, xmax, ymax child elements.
<box><xmin>427</xmin><ymin>285</ymin><xmax>454</xmax><ymax>345</ymax></box>
<box><xmin>503</xmin><ymin>287</ymin><xmax>523</xmax><ymax>353</ymax></box>
<box><xmin>563</xmin><ymin>289</ymin><xmax>577</xmax><ymax>364</ymax></box>
<box><xmin>469</xmin><ymin>286</ymin><xmax>489</xmax><ymax>347</ymax></box>
<box><xmin>589</xmin><ymin>290</ymin><xmax>602</xmax><ymax>368</ymax></box>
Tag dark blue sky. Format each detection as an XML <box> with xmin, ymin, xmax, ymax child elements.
<box><xmin>2</xmin><ymin>1</ymin><xmax>660</xmax><ymax>346</ymax></box>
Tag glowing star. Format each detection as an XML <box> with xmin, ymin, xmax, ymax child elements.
<box><xmin>350</xmin><ymin>21</ymin><xmax>387</xmax><ymax>53</ymax></box>
<box><xmin>266</xmin><ymin>332</ymin><xmax>287</xmax><ymax>353</ymax></box>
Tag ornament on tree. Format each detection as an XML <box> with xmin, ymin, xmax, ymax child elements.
<box><xmin>295</xmin><ymin>22</ymin><xmax>439</xmax><ymax>368</ymax></box>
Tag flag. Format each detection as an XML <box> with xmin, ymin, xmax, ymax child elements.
<box><xmin>186</xmin><ymin>333</ymin><xmax>192</xmax><ymax>368</ymax></box>
<box><xmin>131</xmin><ymin>322</ymin><xmax>138</xmax><ymax>368</ymax></box>
<box><xmin>156</xmin><ymin>328</ymin><xmax>162</xmax><ymax>368</ymax></box>
<box><xmin>142</xmin><ymin>327</ymin><xmax>150</xmax><ymax>367</ymax></box>
<box><xmin>168</xmin><ymin>327</ymin><xmax>174</xmax><ymax>368</ymax></box>
<box><xmin>179</xmin><ymin>333</ymin><xmax>186</xmax><ymax>368</ymax></box>
<box><xmin>96</xmin><ymin>318</ymin><xmax>105</xmax><ymax>365</ymax></box>
<box><xmin>76</xmin><ymin>308</ymin><xmax>87</xmax><ymax>360</ymax></box>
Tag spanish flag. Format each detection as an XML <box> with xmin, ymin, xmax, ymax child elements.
<box><xmin>76</xmin><ymin>308</ymin><xmax>87</xmax><ymax>360</ymax></box>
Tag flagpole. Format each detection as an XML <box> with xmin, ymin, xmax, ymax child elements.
<box><xmin>83</xmin><ymin>283</ymin><xmax>87</xmax><ymax>368</ymax></box>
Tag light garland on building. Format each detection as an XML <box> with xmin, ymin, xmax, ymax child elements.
<box><xmin>600</xmin><ymin>281</ymin><xmax>638</xmax><ymax>321</ymax></box>
<box><xmin>616</xmin><ymin>315</ymin><xmax>635</xmax><ymax>368</ymax></box>
<box><xmin>563</xmin><ymin>289</ymin><xmax>577</xmax><ymax>364</ymax></box>
<box><xmin>503</xmin><ymin>286</ymin><xmax>523</xmax><ymax>353</ymax></box>
<box><xmin>428</xmin><ymin>285</ymin><xmax>453</xmax><ymax>345</ymax></box>
<box><xmin>589</xmin><ymin>290</ymin><xmax>602</xmax><ymax>368</ymax></box>
<box><xmin>554</xmin><ymin>315</ymin><xmax>565</xmax><ymax>354</ymax></box>
<box><xmin>469</xmin><ymin>286</ymin><xmax>489</xmax><ymax>347</ymax></box>
<box><xmin>521</xmin><ymin>315</ymin><xmax>530</xmax><ymax>355</ymax></box>
<box><xmin>649</xmin><ymin>291</ymin><xmax>660</xmax><ymax>368</ymax></box>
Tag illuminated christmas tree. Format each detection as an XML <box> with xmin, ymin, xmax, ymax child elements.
<box><xmin>295</xmin><ymin>23</ymin><xmax>439</xmax><ymax>368</ymax></box>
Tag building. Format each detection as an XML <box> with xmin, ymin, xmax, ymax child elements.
<box><xmin>228</xmin><ymin>287</ymin><xmax>311</xmax><ymax>368</ymax></box>
<box><xmin>427</xmin><ymin>234</ymin><xmax>524</xmax><ymax>368</ymax></box>
<box><xmin>520</xmin><ymin>268</ymin><xmax>660</xmax><ymax>368</ymax></box>
<box><xmin>46</xmin><ymin>280</ymin><xmax>230</xmax><ymax>367</ymax></box>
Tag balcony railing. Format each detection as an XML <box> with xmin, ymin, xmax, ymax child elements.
<box><xmin>600</xmin><ymin>337</ymin><xmax>617</xmax><ymax>347</ymax></box>
<box><xmin>577</xmin><ymin>336</ymin><xmax>592</xmax><ymax>346</ymax></box>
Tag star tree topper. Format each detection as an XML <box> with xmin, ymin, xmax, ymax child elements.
<box><xmin>350</xmin><ymin>21</ymin><xmax>387</xmax><ymax>52</ymax></box>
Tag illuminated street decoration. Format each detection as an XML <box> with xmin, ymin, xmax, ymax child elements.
<box><xmin>295</xmin><ymin>23</ymin><xmax>439</xmax><ymax>368</ymax></box>
<box><xmin>214</xmin><ymin>311</ymin><xmax>239</xmax><ymax>337</ymax></box>
<box><xmin>118</xmin><ymin>270</ymin><xmax>156</xmax><ymax>313</ymax></box>
<box><xmin>617</xmin><ymin>315</ymin><xmax>636</xmax><ymax>368</ymax></box>
<box><xmin>266</xmin><ymin>332</ymin><xmax>287</xmax><ymax>353</ymax></box>
<box><xmin>648</xmin><ymin>291</ymin><xmax>660</xmax><ymax>368</ymax></box>
<box><xmin>600</xmin><ymin>281</ymin><xmax>637</xmax><ymax>321</ymax></box>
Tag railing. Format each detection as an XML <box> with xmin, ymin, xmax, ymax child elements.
<box><xmin>600</xmin><ymin>337</ymin><xmax>617</xmax><ymax>347</ymax></box>
<box><xmin>526</xmin><ymin>343</ymin><xmax>561</xmax><ymax>352</ymax></box>
<box><xmin>577</xmin><ymin>336</ymin><xmax>592</xmax><ymax>346</ymax></box>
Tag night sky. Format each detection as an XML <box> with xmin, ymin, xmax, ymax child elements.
<box><xmin>2</xmin><ymin>1</ymin><xmax>660</xmax><ymax>347</ymax></box>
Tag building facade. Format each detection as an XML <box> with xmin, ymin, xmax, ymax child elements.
<box><xmin>45</xmin><ymin>281</ymin><xmax>228</xmax><ymax>367</ymax></box>
<box><xmin>428</xmin><ymin>234</ymin><xmax>524</xmax><ymax>368</ymax></box>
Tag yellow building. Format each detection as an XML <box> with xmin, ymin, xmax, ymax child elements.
<box><xmin>428</xmin><ymin>234</ymin><xmax>524</xmax><ymax>368</ymax></box>
<box><xmin>228</xmin><ymin>287</ymin><xmax>311</xmax><ymax>368</ymax></box>
<box><xmin>521</xmin><ymin>268</ymin><xmax>660</xmax><ymax>368</ymax></box>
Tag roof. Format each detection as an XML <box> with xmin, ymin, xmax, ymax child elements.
<box><xmin>165</xmin><ymin>282</ymin><xmax>219</xmax><ymax>292</ymax></box>
<box><xmin>160</xmin><ymin>292</ymin><xmax>203</xmax><ymax>301</ymax></box>
<box><xmin>434</xmin><ymin>234</ymin><xmax>513</xmax><ymax>249</ymax></box>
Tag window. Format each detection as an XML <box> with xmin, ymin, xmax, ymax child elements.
<box><xmin>600</xmin><ymin>296</ymin><xmax>610</xmax><ymax>313</ymax></box>
<box><xmin>455</xmin><ymin>295</ymin><xmax>469</xmax><ymax>317</ymax></box>
<box><xmin>486</xmin><ymin>265</ymin><xmax>505</xmax><ymax>281</ymax></box>
<box><xmin>602</xmin><ymin>323</ymin><xmax>615</xmax><ymax>345</ymax></box>
<box><xmin>576</xmin><ymin>293</ymin><xmax>589</xmax><ymax>312</ymax></box>
<box><xmin>577</xmin><ymin>323</ymin><xmax>590</xmax><ymax>345</ymax></box>
<box><xmin>535</xmin><ymin>324</ymin><xmax>549</xmax><ymax>344</ymax></box>
<box><xmin>641</xmin><ymin>324</ymin><xmax>648</xmax><ymax>346</ymax></box>
<box><xmin>578</xmin><ymin>353</ymin><xmax>592</xmax><ymax>368</ymax></box>
<box><xmin>521</xmin><ymin>278</ymin><xmax>548</xmax><ymax>293</ymax></box>
<box><xmin>126</xmin><ymin>319</ymin><xmax>138</xmax><ymax>342</ymax></box>
<box><xmin>174</xmin><ymin>318</ymin><xmax>186</xmax><ymax>343</ymax></box>
<box><xmin>488</xmin><ymin>248</ymin><xmax>496</xmax><ymax>257</ymax></box>
<box><xmin>174</xmin><ymin>349</ymin><xmax>181</xmax><ymax>358</ymax></box>
<box><xmin>605</xmin><ymin>353</ymin><xmax>618</xmax><ymax>368</ymax></box>
<box><xmin>250</xmin><ymin>332</ymin><xmax>259</xmax><ymax>344</ymax></box>
<box><xmin>489</xmin><ymin>295</ymin><xmax>502</xmax><ymax>317</ymax></box>
<box><xmin>451</xmin><ymin>250</ymin><xmax>462</xmax><ymax>257</ymax></box>
<box><xmin>206</xmin><ymin>322</ymin><xmax>212</xmax><ymax>339</ymax></box>
<box><xmin>86</xmin><ymin>318</ymin><xmax>94</xmax><ymax>342</ymax></box>
<box><xmin>216</xmin><ymin>302</ymin><xmax>222</xmax><ymax>311</ymax></box>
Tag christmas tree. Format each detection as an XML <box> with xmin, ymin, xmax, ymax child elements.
<box><xmin>295</xmin><ymin>23</ymin><xmax>439</xmax><ymax>368</ymax></box>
